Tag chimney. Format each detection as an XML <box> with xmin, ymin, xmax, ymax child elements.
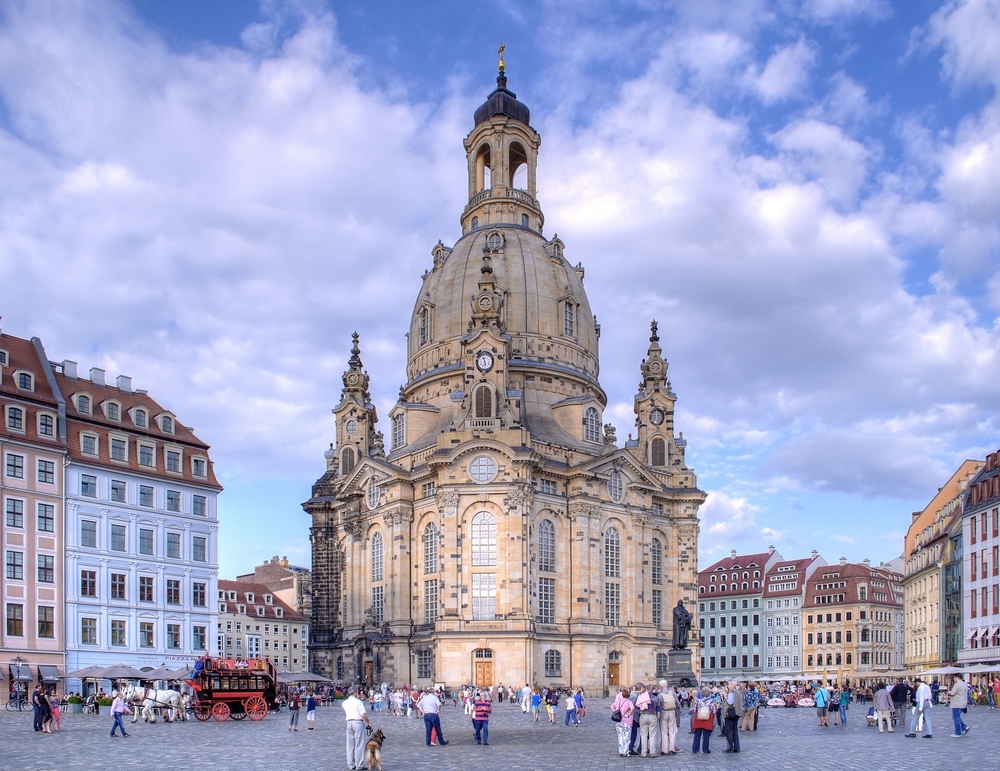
<box><xmin>730</xmin><ymin>549</ymin><xmax>737</xmax><ymax>559</ymax></box>
<box><xmin>839</xmin><ymin>556</ymin><xmax>847</xmax><ymax>566</ymax></box>
<box><xmin>863</xmin><ymin>558</ymin><xmax>871</xmax><ymax>567</ymax></box>
<box><xmin>89</xmin><ymin>367</ymin><xmax>105</xmax><ymax>387</ymax></box>
<box><xmin>116</xmin><ymin>375</ymin><xmax>132</xmax><ymax>394</ymax></box>
<box><xmin>768</xmin><ymin>545</ymin><xmax>775</xmax><ymax>555</ymax></box>
<box><xmin>811</xmin><ymin>550</ymin><xmax>818</xmax><ymax>560</ymax></box>
<box><xmin>63</xmin><ymin>360</ymin><xmax>78</xmax><ymax>379</ymax></box>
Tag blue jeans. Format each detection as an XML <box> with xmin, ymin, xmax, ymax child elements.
<box><xmin>839</xmin><ymin>704</ymin><xmax>847</xmax><ymax>723</ymax></box>
<box><xmin>473</xmin><ymin>718</ymin><xmax>489</xmax><ymax>743</ymax></box>
<box><xmin>424</xmin><ymin>712</ymin><xmax>445</xmax><ymax>745</ymax></box>
<box><xmin>951</xmin><ymin>707</ymin><xmax>967</xmax><ymax>734</ymax></box>
<box><xmin>565</xmin><ymin>708</ymin><xmax>578</xmax><ymax>726</ymax></box>
<box><xmin>692</xmin><ymin>727</ymin><xmax>711</xmax><ymax>753</ymax></box>
<box><xmin>110</xmin><ymin>713</ymin><xmax>127</xmax><ymax>736</ymax></box>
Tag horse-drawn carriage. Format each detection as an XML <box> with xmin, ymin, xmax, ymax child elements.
<box><xmin>186</xmin><ymin>656</ymin><xmax>277</xmax><ymax>722</ymax></box>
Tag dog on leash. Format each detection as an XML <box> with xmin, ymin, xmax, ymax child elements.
<box><xmin>365</xmin><ymin>728</ymin><xmax>386</xmax><ymax>771</ymax></box>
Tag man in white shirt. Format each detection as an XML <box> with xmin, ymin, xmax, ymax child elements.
<box><xmin>342</xmin><ymin>685</ymin><xmax>373</xmax><ymax>770</ymax></box>
<box><xmin>417</xmin><ymin>688</ymin><xmax>449</xmax><ymax>746</ymax></box>
<box><xmin>905</xmin><ymin>677</ymin><xmax>933</xmax><ymax>738</ymax></box>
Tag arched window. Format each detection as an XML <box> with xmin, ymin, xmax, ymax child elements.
<box><xmin>341</xmin><ymin>447</ymin><xmax>355</xmax><ymax>475</ymax></box>
<box><xmin>604</xmin><ymin>527</ymin><xmax>620</xmax><ymax>578</ymax></box>
<box><xmin>475</xmin><ymin>385</ymin><xmax>493</xmax><ymax>418</ymax></box>
<box><xmin>651</xmin><ymin>437</ymin><xmax>665</xmax><ymax>467</ymax></box>
<box><xmin>476</xmin><ymin>144</ymin><xmax>491</xmax><ymax>191</ymax></box>
<box><xmin>607</xmin><ymin>470</ymin><xmax>624</xmax><ymax>503</ymax></box>
<box><xmin>656</xmin><ymin>652</ymin><xmax>669</xmax><ymax>678</ymax></box>
<box><xmin>584</xmin><ymin>407</ymin><xmax>600</xmax><ymax>442</ymax></box>
<box><xmin>472</xmin><ymin>512</ymin><xmax>497</xmax><ymax>566</ymax></box>
<box><xmin>651</xmin><ymin>538</ymin><xmax>662</xmax><ymax>585</ymax></box>
<box><xmin>419</xmin><ymin>307</ymin><xmax>430</xmax><ymax>345</ymax></box>
<box><xmin>538</xmin><ymin>519</ymin><xmax>555</xmax><ymax>572</ymax></box>
<box><xmin>544</xmin><ymin>649</ymin><xmax>561</xmax><ymax>677</ymax></box>
<box><xmin>371</xmin><ymin>532</ymin><xmax>384</xmax><ymax>583</ymax></box>
<box><xmin>859</xmin><ymin>587</ymin><xmax>867</xmax><ymax>600</ymax></box>
<box><xmin>471</xmin><ymin>216</ymin><xmax>479</xmax><ymax>229</ymax></box>
<box><xmin>509</xmin><ymin>141</ymin><xmax>528</xmax><ymax>189</ymax></box>
<box><xmin>392</xmin><ymin>414</ymin><xmax>406</xmax><ymax>450</ymax></box>
<box><xmin>522</xmin><ymin>213</ymin><xmax>529</xmax><ymax>227</ymax></box>
<box><xmin>563</xmin><ymin>301</ymin><xmax>574</xmax><ymax>336</ymax></box>
<box><xmin>423</xmin><ymin>523</ymin><xmax>438</xmax><ymax>574</ymax></box>
<box><xmin>161</xmin><ymin>415</ymin><xmax>173</xmax><ymax>433</ymax></box>
<box><xmin>77</xmin><ymin>395</ymin><xmax>90</xmax><ymax>414</ymax></box>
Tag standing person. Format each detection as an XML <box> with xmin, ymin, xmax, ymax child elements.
<box><xmin>873</xmin><ymin>682</ymin><xmax>895</xmax><ymax>734</ymax></box>
<box><xmin>691</xmin><ymin>687</ymin><xmax>715</xmax><ymax>754</ymax></box>
<box><xmin>574</xmin><ymin>688</ymin><xmax>586</xmax><ymax>723</ymax></box>
<box><xmin>31</xmin><ymin>684</ymin><xmax>44</xmax><ymax>732</ymax></box>
<box><xmin>890</xmin><ymin>679</ymin><xmax>911</xmax><ymax>719</ymax></box>
<box><xmin>49</xmin><ymin>689</ymin><xmax>61</xmax><ymax>731</ymax></box>
<box><xmin>530</xmin><ymin>687</ymin><xmax>541</xmax><ymax>722</ymax></box>
<box><xmin>39</xmin><ymin>689</ymin><xmax>53</xmax><ymax>733</ymax></box>
<box><xmin>838</xmin><ymin>686</ymin><xmax>849</xmax><ymax>725</ymax></box>
<box><xmin>634</xmin><ymin>684</ymin><xmax>657</xmax><ymax>757</ymax></box>
<box><xmin>610</xmin><ymin>688</ymin><xmax>635</xmax><ymax>758</ymax></box>
<box><xmin>109</xmin><ymin>690</ymin><xmax>130</xmax><ymax>738</ymax></box>
<box><xmin>342</xmin><ymin>685</ymin><xmax>373</xmax><ymax>771</ymax></box>
<box><xmin>948</xmin><ymin>674</ymin><xmax>969</xmax><ymax>737</ymax></box>
<box><xmin>521</xmin><ymin>684</ymin><xmax>531</xmax><ymax>714</ymax></box>
<box><xmin>546</xmin><ymin>688</ymin><xmax>559</xmax><ymax>723</ymax></box>
<box><xmin>306</xmin><ymin>691</ymin><xmax>317</xmax><ymax>730</ymax></box>
<box><xmin>723</xmin><ymin>681</ymin><xmax>742</xmax><ymax>753</ymax></box>
<box><xmin>287</xmin><ymin>689</ymin><xmax>301</xmax><ymax>732</ymax></box>
<box><xmin>418</xmin><ymin>688</ymin><xmax>449</xmax><ymax>746</ymax></box>
<box><xmin>740</xmin><ymin>683</ymin><xmax>758</xmax><ymax>732</ymax></box>
<box><xmin>905</xmin><ymin>677</ymin><xmax>933</xmax><ymax>738</ymax></box>
<box><xmin>814</xmin><ymin>682</ymin><xmax>830</xmax><ymax>727</ymax></box>
<box><xmin>564</xmin><ymin>690</ymin><xmax>579</xmax><ymax>727</ymax></box>
<box><xmin>657</xmin><ymin>682</ymin><xmax>679</xmax><ymax>756</ymax></box>
<box><xmin>472</xmin><ymin>690</ymin><xmax>492</xmax><ymax>745</ymax></box>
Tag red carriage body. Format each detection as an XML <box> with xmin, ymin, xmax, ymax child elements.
<box><xmin>186</xmin><ymin>657</ymin><xmax>277</xmax><ymax>722</ymax></box>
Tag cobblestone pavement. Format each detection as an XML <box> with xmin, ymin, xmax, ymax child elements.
<box><xmin>1</xmin><ymin>699</ymin><xmax>997</xmax><ymax>771</ymax></box>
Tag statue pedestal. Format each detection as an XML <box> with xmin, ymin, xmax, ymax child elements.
<box><xmin>665</xmin><ymin>649</ymin><xmax>696</xmax><ymax>688</ymax></box>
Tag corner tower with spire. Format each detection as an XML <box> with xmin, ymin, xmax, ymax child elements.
<box><xmin>305</xmin><ymin>53</ymin><xmax>705</xmax><ymax>690</ymax></box>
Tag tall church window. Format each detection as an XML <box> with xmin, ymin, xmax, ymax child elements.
<box><xmin>651</xmin><ymin>538</ymin><xmax>662</xmax><ymax>585</ymax></box>
<box><xmin>607</xmin><ymin>470</ymin><xmax>624</xmax><ymax>503</ymax></box>
<box><xmin>472</xmin><ymin>573</ymin><xmax>496</xmax><ymax>620</ymax></box>
<box><xmin>475</xmin><ymin>386</ymin><xmax>493</xmax><ymax>418</ymax></box>
<box><xmin>341</xmin><ymin>447</ymin><xmax>355</xmax><ymax>475</ymax></box>
<box><xmin>371</xmin><ymin>532</ymin><xmax>384</xmax><ymax>583</ymax></box>
<box><xmin>392</xmin><ymin>414</ymin><xmax>406</xmax><ymax>450</ymax></box>
<box><xmin>419</xmin><ymin>308</ymin><xmax>430</xmax><ymax>345</ymax></box>
<box><xmin>372</xmin><ymin>585</ymin><xmax>384</xmax><ymax>624</ymax></box>
<box><xmin>653</xmin><ymin>589</ymin><xmax>663</xmax><ymax>629</ymax></box>
<box><xmin>656</xmin><ymin>652</ymin><xmax>668</xmax><ymax>678</ymax></box>
<box><xmin>538</xmin><ymin>519</ymin><xmax>555</xmax><ymax>572</ymax></box>
<box><xmin>584</xmin><ymin>407</ymin><xmax>600</xmax><ymax>442</ymax></box>
<box><xmin>472</xmin><ymin>512</ymin><xmax>497</xmax><ymax>566</ymax></box>
<box><xmin>544</xmin><ymin>649</ymin><xmax>561</xmax><ymax>677</ymax></box>
<box><xmin>605</xmin><ymin>527</ymin><xmax>620</xmax><ymax>578</ymax></box>
<box><xmin>651</xmin><ymin>437</ymin><xmax>665</xmax><ymax>466</ymax></box>
<box><xmin>423</xmin><ymin>523</ymin><xmax>439</xmax><ymax>574</ymax></box>
<box><xmin>606</xmin><ymin>582</ymin><xmax>620</xmax><ymax>626</ymax></box>
<box><xmin>538</xmin><ymin>577</ymin><xmax>555</xmax><ymax>623</ymax></box>
<box><xmin>424</xmin><ymin>579</ymin><xmax>438</xmax><ymax>623</ymax></box>
<box><xmin>563</xmin><ymin>301</ymin><xmax>574</xmax><ymax>336</ymax></box>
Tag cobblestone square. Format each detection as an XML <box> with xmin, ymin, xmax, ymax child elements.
<box><xmin>2</xmin><ymin>699</ymin><xmax>997</xmax><ymax>771</ymax></box>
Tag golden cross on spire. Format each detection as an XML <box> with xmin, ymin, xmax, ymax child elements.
<box><xmin>498</xmin><ymin>43</ymin><xmax>506</xmax><ymax>72</ymax></box>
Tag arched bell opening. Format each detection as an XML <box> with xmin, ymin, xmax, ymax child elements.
<box><xmin>509</xmin><ymin>141</ymin><xmax>528</xmax><ymax>189</ymax></box>
<box><xmin>476</xmin><ymin>143</ymin><xmax>492</xmax><ymax>191</ymax></box>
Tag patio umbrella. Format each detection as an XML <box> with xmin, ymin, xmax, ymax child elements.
<box><xmin>140</xmin><ymin>666</ymin><xmax>184</xmax><ymax>680</ymax></box>
<box><xmin>96</xmin><ymin>665</ymin><xmax>147</xmax><ymax>680</ymax></box>
<box><xmin>63</xmin><ymin>665</ymin><xmax>107</xmax><ymax>679</ymax></box>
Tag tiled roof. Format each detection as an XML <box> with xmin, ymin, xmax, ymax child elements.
<box><xmin>56</xmin><ymin>371</ymin><xmax>221</xmax><ymax>490</ymax></box>
<box><xmin>697</xmin><ymin>552</ymin><xmax>773</xmax><ymax>597</ymax></box>
<box><xmin>762</xmin><ymin>557</ymin><xmax>814</xmax><ymax>597</ymax></box>
<box><xmin>0</xmin><ymin>332</ymin><xmax>64</xmax><ymax>446</ymax></box>
<box><xmin>218</xmin><ymin>579</ymin><xmax>307</xmax><ymax>623</ymax></box>
<box><xmin>803</xmin><ymin>562</ymin><xmax>902</xmax><ymax>608</ymax></box>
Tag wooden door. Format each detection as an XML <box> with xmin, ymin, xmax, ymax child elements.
<box><xmin>364</xmin><ymin>661</ymin><xmax>374</xmax><ymax>688</ymax></box>
<box><xmin>608</xmin><ymin>663</ymin><xmax>620</xmax><ymax>687</ymax></box>
<box><xmin>475</xmin><ymin>661</ymin><xmax>493</xmax><ymax>688</ymax></box>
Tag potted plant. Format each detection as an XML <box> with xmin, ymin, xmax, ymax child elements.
<box><xmin>98</xmin><ymin>696</ymin><xmax>113</xmax><ymax>717</ymax></box>
<box><xmin>66</xmin><ymin>695</ymin><xmax>84</xmax><ymax>714</ymax></box>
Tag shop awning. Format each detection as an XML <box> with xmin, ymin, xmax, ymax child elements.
<box><xmin>966</xmin><ymin>629</ymin><xmax>979</xmax><ymax>641</ymax></box>
<box><xmin>38</xmin><ymin>665</ymin><xmax>60</xmax><ymax>684</ymax></box>
<box><xmin>9</xmin><ymin>664</ymin><xmax>32</xmax><ymax>682</ymax></box>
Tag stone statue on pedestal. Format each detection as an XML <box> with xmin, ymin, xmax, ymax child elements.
<box><xmin>672</xmin><ymin>599</ymin><xmax>692</xmax><ymax>650</ymax></box>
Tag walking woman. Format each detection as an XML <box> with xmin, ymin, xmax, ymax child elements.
<box><xmin>692</xmin><ymin>688</ymin><xmax>715</xmax><ymax>754</ymax></box>
<box><xmin>611</xmin><ymin>688</ymin><xmax>635</xmax><ymax>757</ymax></box>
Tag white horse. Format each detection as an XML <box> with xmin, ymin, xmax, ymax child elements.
<box><xmin>123</xmin><ymin>683</ymin><xmax>185</xmax><ymax>723</ymax></box>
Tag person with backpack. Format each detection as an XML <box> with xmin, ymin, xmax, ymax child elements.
<box><xmin>814</xmin><ymin>682</ymin><xmax>830</xmax><ymax>727</ymax></box>
<box><xmin>658</xmin><ymin>681</ymin><xmax>679</xmax><ymax>755</ymax></box>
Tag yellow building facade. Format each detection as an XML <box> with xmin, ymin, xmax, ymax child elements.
<box><xmin>305</xmin><ymin>66</ymin><xmax>705</xmax><ymax>691</ymax></box>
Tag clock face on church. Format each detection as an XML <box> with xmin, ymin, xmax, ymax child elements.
<box><xmin>476</xmin><ymin>351</ymin><xmax>494</xmax><ymax>373</ymax></box>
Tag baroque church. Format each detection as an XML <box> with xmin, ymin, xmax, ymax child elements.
<box><xmin>305</xmin><ymin>61</ymin><xmax>705</xmax><ymax>692</ymax></box>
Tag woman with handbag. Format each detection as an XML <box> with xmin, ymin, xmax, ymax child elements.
<box><xmin>610</xmin><ymin>688</ymin><xmax>635</xmax><ymax>757</ymax></box>
<box><xmin>692</xmin><ymin>688</ymin><xmax>715</xmax><ymax>754</ymax></box>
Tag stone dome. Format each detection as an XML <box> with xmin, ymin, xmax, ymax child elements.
<box><xmin>406</xmin><ymin>224</ymin><xmax>601</xmax><ymax>390</ymax></box>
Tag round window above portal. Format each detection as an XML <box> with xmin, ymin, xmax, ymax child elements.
<box><xmin>469</xmin><ymin>455</ymin><xmax>498</xmax><ymax>484</ymax></box>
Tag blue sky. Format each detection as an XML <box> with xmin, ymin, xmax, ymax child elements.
<box><xmin>1</xmin><ymin>0</ymin><xmax>998</xmax><ymax>578</ymax></box>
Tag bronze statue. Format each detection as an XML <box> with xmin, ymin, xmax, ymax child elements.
<box><xmin>672</xmin><ymin>599</ymin><xmax>692</xmax><ymax>649</ymax></box>
<box><xmin>498</xmin><ymin>43</ymin><xmax>506</xmax><ymax>73</ymax></box>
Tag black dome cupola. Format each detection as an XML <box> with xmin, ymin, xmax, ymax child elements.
<box><xmin>473</xmin><ymin>70</ymin><xmax>531</xmax><ymax>127</ymax></box>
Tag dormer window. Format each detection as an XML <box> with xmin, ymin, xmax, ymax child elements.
<box><xmin>257</xmin><ymin>606</ymin><xmax>265</xmax><ymax>616</ymax></box>
<box><xmin>563</xmin><ymin>300</ymin><xmax>574</xmax><ymax>336</ymax></box>
<box><xmin>0</xmin><ymin>350</ymin><xmax>7</xmax><ymax>366</ymax></box>
<box><xmin>275</xmin><ymin>608</ymin><xmax>283</xmax><ymax>618</ymax></box>
<box><xmin>237</xmin><ymin>604</ymin><xmax>246</xmax><ymax>614</ymax></box>
<box><xmin>77</xmin><ymin>394</ymin><xmax>90</xmax><ymax>414</ymax></box>
<box><xmin>134</xmin><ymin>409</ymin><xmax>146</xmax><ymax>427</ymax></box>
<box><xmin>160</xmin><ymin>415</ymin><xmax>173</xmax><ymax>433</ymax></box>
<box><xmin>264</xmin><ymin>594</ymin><xmax>273</xmax><ymax>605</ymax></box>
<box><xmin>106</xmin><ymin>402</ymin><xmax>120</xmax><ymax>421</ymax></box>
<box><xmin>392</xmin><ymin>414</ymin><xmax>406</xmax><ymax>450</ymax></box>
<box><xmin>81</xmin><ymin>434</ymin><xmax>98</xmax><ymax>455</ymax></box>
<box><xmin>192</xmin><ymin>458</ymin><xmax>207</xmax><ymax>477</ymax></box>
<box><xmin>246</xmin><ymin>593</ymin><xmax>255</xmax><ymax>603</ymax></box>
<box><xmin>16</xmin><ymin>371</ymin><xmax>33</xmax><ymax>390</ymax></box>
<box><xmin>219</xmin><ymin>603</ymin><xmax>227</xmax><ymax>613</ymax></box>
<box><xmin>228</xmin><ymin>591</ymin><xmax>237</xmax><ymax>601</ymax></box>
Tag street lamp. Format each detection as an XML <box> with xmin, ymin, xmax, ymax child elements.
<box><xmin>12</xmin><ymin>655</ymin><xmax>24</xmax><ymax>711</ymax></box>
<box><xmin>601</xmin><ymin>665</ymin><xmax>607</xmax><ymax>699</ymax></box>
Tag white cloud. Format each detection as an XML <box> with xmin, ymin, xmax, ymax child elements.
<box><xmin>800</xmin><ymin>0</ymin><xmax>892</xmax><ymax>23</ymax></box>
<box><xmin>925</xmin><ymin>0</ymin><xmax>1000</xmax><ymax>89</ymax></box>
<box><xmin>746</xmin><ymin>39</ymin><xmax>817</xmax><ymax>103</ymax></box>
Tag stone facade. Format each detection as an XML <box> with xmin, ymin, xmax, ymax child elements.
<box><xmin>958</xmin><ymin>449</ymin><xmax>1000</xmax><ymax>666</ymax></box>
<box><xmin>305</xmin><ymin>67</ymin><xmax>705</xmax><ymax>691</ymax></box>
<box><xmin>217</xmin><ymin>579</ymin><xmax>308</xmax><ymax>673</ymax></box>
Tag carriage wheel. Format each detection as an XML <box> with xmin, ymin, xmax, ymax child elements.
<box><xmin>245</xmin><ymin>696</ymin><xmax>268</xmax><ymax>721</ymax></box>
<box><xmin>194</xmin><ymin>702</ymin><xmax>212</xmax><ymax>722</ymax></box>
<box><xmin>212</xmin><ymin>702</ymin><xmax>231</xmax><ymax>722</ymax></box>
<box><xmin>230</xmin><ymin>708</ymin><xmax>246</xmax><ymax>720</ymax></box>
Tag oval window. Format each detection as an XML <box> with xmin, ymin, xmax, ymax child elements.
<box><xmin>469</xmin><ymin>455</ymin><xmax>498</xmax><ymax>484</ymax></box>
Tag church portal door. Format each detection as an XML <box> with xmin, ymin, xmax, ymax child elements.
<box><xmin>364</xmin><ymin>661</ymin><xmax>374</xmax><ymax>688</ymax></box>
<box><xmin>475</xmin><ymin>661</ymin><xmax>493</xmax><ymax>688</ymax></box>
<box><xmin>608</xmin><ymin>663</ymin><xmax>620</xmax><ymax>687</ymax></box>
